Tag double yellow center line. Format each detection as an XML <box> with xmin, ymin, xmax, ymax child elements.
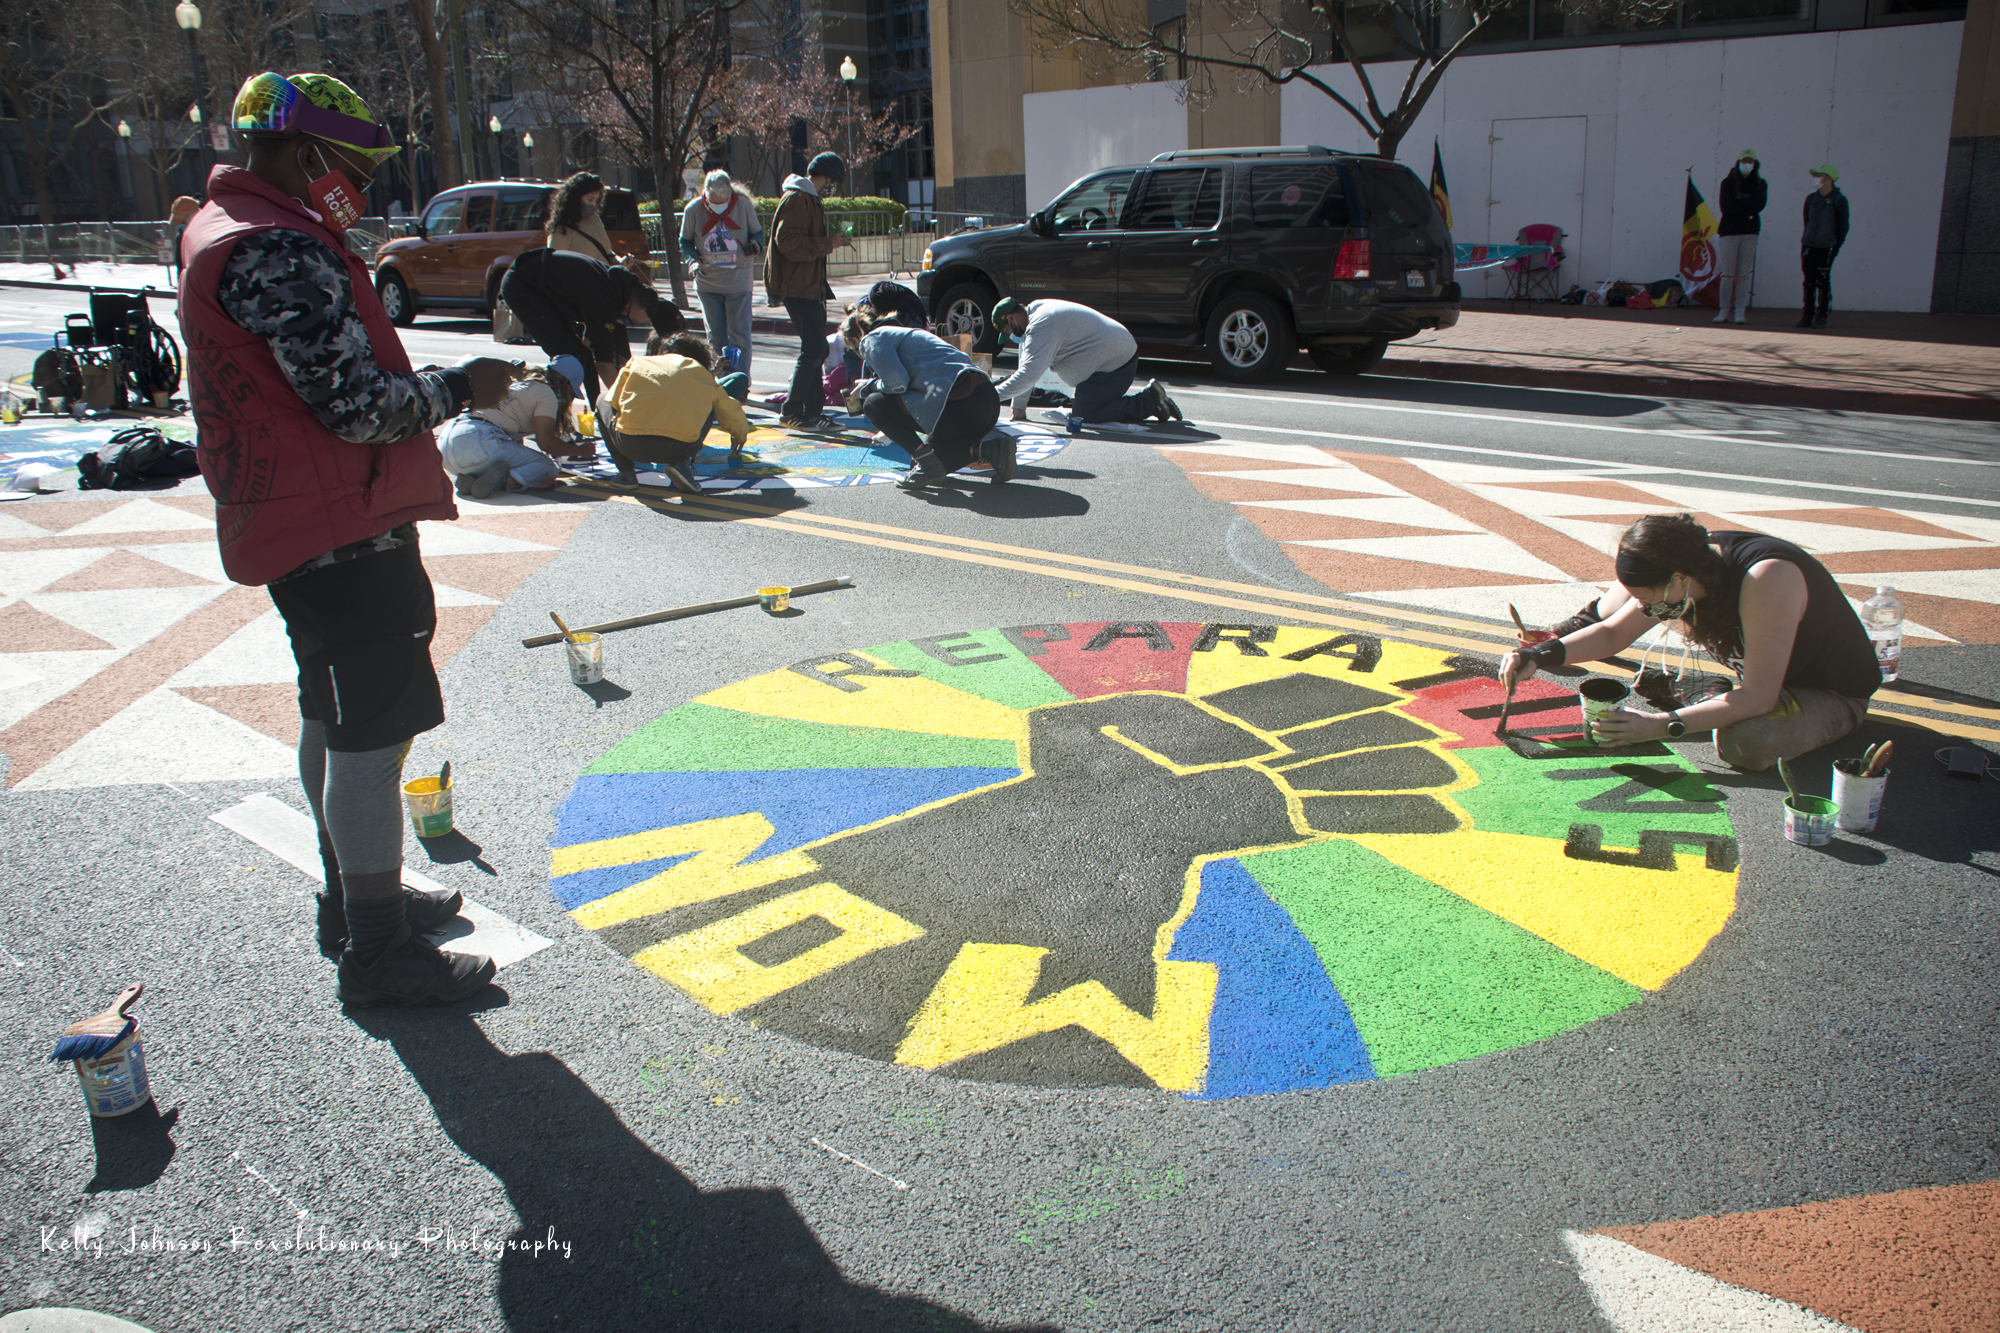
<box><xmin>575</xmin><ymin>480</ymin><xmax>2000</xmax><ymax>744</ymax></box>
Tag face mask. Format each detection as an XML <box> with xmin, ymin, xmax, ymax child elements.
<box><xmin>302</xmin><ymin>144</ymin><xmax>366</xmax><ymax>233</ymax></box>
<box><xmin>1737</xmin><ymin>162</ymin><xmax>1751</xmax><ymax>173</ymax></box>
<box><xmin>1639</xmin><ymin>581</ymin><xmax>1693</xmax><ymax>621</ymax></box>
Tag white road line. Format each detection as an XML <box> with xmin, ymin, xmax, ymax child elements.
<box><xmin>210</xmin><ymin>794</ymin><xmax>552</xmax><ymax>967</ymax></box>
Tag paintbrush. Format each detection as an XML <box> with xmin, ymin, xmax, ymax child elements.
<box><xmin>1508</xmin><ymin>603</ymin><xmax>1531</xmax><ymax>640</ymax></box>
<box><xmin>1862</xmin><ymin>740</ymin><xmax>1893</xmax><ymax>777</ymax></box>
<box><xmin>50</xmin><ymin>983</ymin><xmax>143</xmax><ymax>1062</ymax></box>
<box><xmin>549</xmin><ymin>611</ymin><xmax>580</xmax><ymax>644</ymax></box>
<box><xmin>439</xmin><ymin>760</ymin><xmax>451</xmax><ymax>789</ymax></box>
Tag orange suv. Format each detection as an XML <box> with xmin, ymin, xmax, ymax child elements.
<box><xmin>373</xmin><ymin>181</ymin><xmax>647</xmax><ymax>325</ymax></box>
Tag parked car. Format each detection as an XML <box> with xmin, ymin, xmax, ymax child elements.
<box><xmin>916</xmin><ymin>145</ymin><xmax>1459</xmax><ymax>381</ymax></box>
<box><xmin>373</xmin><ymin>181</ymin><xmax>647</xmax><ymax>326</ymax></box>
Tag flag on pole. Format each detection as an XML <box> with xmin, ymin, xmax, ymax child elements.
<box><xmin>1680</xmin><ymin>174</ymin><xmax>1721</xmax><ymax>308</ymax></box>
<box><xmin>1430</xmin><ymin>141</ymin><xmax>1453</xmax><ymax>230</ymax></box>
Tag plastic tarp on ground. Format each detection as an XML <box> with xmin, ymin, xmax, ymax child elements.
<box><xmin>1453</xmin><ymin>243</ymin><xmax>1552</xmax><ymax>272</ymax></box>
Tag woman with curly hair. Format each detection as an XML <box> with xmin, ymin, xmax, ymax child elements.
<box><xmin>545</xmin><ymin>172</ymin><xmax>620</xmax><ymax>263</ymax></box>
<box><xmin>1499</xmin><ymin>513</ymin><xmax>1881</xmax><ymax>770</ymax></box>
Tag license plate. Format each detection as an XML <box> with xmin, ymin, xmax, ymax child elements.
<box><xmin>1405</xmin><ymin>270</ymin><xmax>1428</xmax><ymax>290</ymax></box>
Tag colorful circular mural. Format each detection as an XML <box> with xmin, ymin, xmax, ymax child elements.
<box><xmin>548</xmin><ymin>622</ymin><xmax>1741</xmax><ymax>1098</ymax></box>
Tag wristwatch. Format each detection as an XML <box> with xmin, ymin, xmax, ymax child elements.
<box><xmin>1664</xmin><ymin>711</ymin><xmax>1687</xmax><ymax>738</ymax></box>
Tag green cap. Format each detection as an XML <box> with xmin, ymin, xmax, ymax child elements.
<box><xmin>1810</xmin><ymin>163</ymin><xmax>1839</xmax><ymax>182</ymax></box>
<box><xmin>1737</xmin><ymin>148</ymin><xmax>1758</xmax><ymax>162</ymax></box>
<box><xmin>990</xmin><ymin>297</ymin><xmax>1025</xmax><ymax>344</ymax></box>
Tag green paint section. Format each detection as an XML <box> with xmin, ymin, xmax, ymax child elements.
<box><xmin>861</xmin><ymin>633</ymin><xmax>1076</xmax><ymax>712</ymax></box>
<box><xmin>1240</xmin><ymin>838</ymin><xmax>1640</xmax><ymax>1076</ymax></box>
<box><xmin>1453</xmin><ymin>747</ymin><xmax>1735</xmax><ymax>848</ymax></box>
<box><xmin>584</xmin><ymin>701</ymin><xmax>1020</xmax><ymax>776</ymax></box>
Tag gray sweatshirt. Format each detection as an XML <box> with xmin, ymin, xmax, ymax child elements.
<box><xmin>992</xmin><ymin>299</ymin><xmax>1138</xmax><ymax>408</ymax></box>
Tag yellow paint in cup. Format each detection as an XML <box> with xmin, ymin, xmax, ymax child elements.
<box><xmin>578</xmin><ymin>410</ymin><xmax>597</xmax><ymax>436</ymax></box>
<box><xmin>758</xmin><ymin>586</ymin><xmax>790</xmax><ymax>613</ymax></box>
<box><xmin>403</xmin><ymin>774</ymin><xmax>454</xmax><ymax>838</ymax></box>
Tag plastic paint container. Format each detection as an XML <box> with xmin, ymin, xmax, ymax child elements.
<box><xmin>1576</xmin><ymin>677</ymin><xmax>1631</xmax><ymax>745</ymax></box>
<box><xmin>1832</xmin><ymin>766</ymin><xmax>1888</xmax><ymax>833</ymax></box>
<box><xmin>565</xmin><ymin>631</ymin><xmax>606</xmax><ymax>685</ymax></box>
<box><xmin>758</xmin><ymin>586</ymin><xmax>791</xmax><ymax>614</ymax></box>
<box><xmin>75</xmin><ymin>1026</ymin><xmax>152</xmax><ymax>1118</ymax></box>
<box><xmin>403</xmin><ymin>773</ymin><xmax>454</xmax><ymax>838</ymax></box>
<box><xmin>578</xmin><ymin>410</ymin><xmax>597</xmax><ymax>437</ymax></box>
<box><xmin>1783</xmin><ymin>795</ymin><xmax>1838</xmax><ymax>846</ymax></box>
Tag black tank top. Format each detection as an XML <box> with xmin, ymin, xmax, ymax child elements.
<box><xmin>1710</xmin><ymin>530</ymin><xmax>1881</xmax><ymax>699</ymax></box>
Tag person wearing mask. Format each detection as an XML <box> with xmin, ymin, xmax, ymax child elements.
<box><xmin>498</xmin><ymin>246</ymin><xmax>682</xmax><ymax>402</ymax></box>
<box><xmin>767</xmin><ymin>151</ymin><xmax>853</xmax><ymax>432</ymax></box>
<box><xmin>436</xmin><ymin>358</ymin><xmax>578</xmax><ymax>498</ymax></box>
<box><xmin>679</xmin><ymin>169</ymin><xmax>764</xmax><ymax>378</ymax></box>
<box><xmin>181</xmin><ymin>71</ymin><xmax>518</xmax><ymax>1005</ymax></box>
<box><xmin>1714</xmin><ymin>149</ymin><xmax>1766</xmax><ymax>324</ymax></box>
<box><xmin>842</xmin><ymin>309</ymin><xmax>1009</xmax><ymax>490</ymax></box>
<box><xmin>1499</xmin><ymin>513</ymin><xmax>1880</xmax><ymax>771</ymax></box>
<box><xmin>1800</xmin><ymin>165</ymin><xmax>1850</xmax><ymax>329</ymax></box>
<box><xmin>989</xmin><ymin>297</ymin><xmax>1180</xmax><ymax>426</ymax></box>
<box><xmin>599</xmin><ymin>332</ymin><xmax>752</xmax><ymax>493</ymax></box>
<box><xmin>544</xmin><ymin>172</ymin><xmax>624</xmax><ymax>264</ymax></box>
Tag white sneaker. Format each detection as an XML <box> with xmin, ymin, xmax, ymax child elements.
<box><xmin>1712</xmin><ymin>309</ymin><xmax>1730</xmax><ymax>323</ymax></box>
<box><xmin>1732</xmin><ymin>309</ymin><xmax>1747</xmax><ymax>324</ymax></box>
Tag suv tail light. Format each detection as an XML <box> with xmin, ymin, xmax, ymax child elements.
<box><xmin>1333</xmin><ymin>240</ymin><xmax>1372</xmax><ymax>281</ymax></box>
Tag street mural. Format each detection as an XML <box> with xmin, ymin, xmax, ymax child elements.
<box><xmin>570</xmin><ymin>420</ymin><xmax>1070</xmax><ymax>492</ymax></box>
<box><xmin>548</xmin><ymin>622</ymin><xmax>1742</xmax><ymax>1099</ymax></box>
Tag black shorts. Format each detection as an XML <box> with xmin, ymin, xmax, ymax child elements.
<box><xmin>268</xmin><ymin>539</ymin><xmax>444</xmax><ymax>753</ymax></box>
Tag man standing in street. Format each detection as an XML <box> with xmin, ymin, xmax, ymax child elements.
<box><xmin>1800</xmin><ymin>164</ymin><xmax>1850</xmax><ymax>328</ymax></box>
<box><xmin>500</xmin><ymin>246</ymin><xmax>683</xmax><ymax>403</ymax></box>
<box><xmin>990</xmin><ymin>297</ymin><xmax>1181</xmax><ymax>426</ymax></box>
<box><xmin>181</xmin><ymin>71</ymin><xmax>515</xmax><ymax>1007</ymax></box>
<box><xmin>768</xmin><ymin>152</ymin><xmax>852</xmax><ymax>432</ymax></box>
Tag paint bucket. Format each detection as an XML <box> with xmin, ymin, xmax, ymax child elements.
<box><xmin>565</xmin><ymin>631</ymin><xmax>606</xmax><ymax>685</ymax></box>
<box><xmin>403</xmin><ymin>773</ymin><xmax>454</xmax><ymax>838</ymax></box>
<box><xmin>74</xmin><ymin>1025</ymin><xmax>152</xmax><ymax>1118</ymax></box>
<box><xmin>1831</xmin><ymin>766</ymin><xmax>1888</xmax><ymax>833</ymax></box>
<box><xmin>758</xmin><ymin>586</ymin><xmax>790</xmax><ymax>614</ymax></box>
<box><xmin>1783</xmin><ymin>795</ymin><xmax>1838</xmax><ymax>846</ymax></box>
<box><xmin>1577</xmin><ymin>676</ymin><xmax>1631</xmax><ymax>744</ymax></box>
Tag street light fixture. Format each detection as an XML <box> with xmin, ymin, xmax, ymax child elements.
<box><xmin>838</xmin><ymin>56</ymin><xmax>857</xmax><ymax>176</ymax></box>
<box><xmin>522</xmin><ymin>131</ymin><xmax>534</xmax><ymax>178</ymax></box>
<box><xmin>489</xmin><ymin>114</ymin><xmax>503</xmax><ymax>178</ymax></box>
<box><xmin>174</xmin><ymin>1</ymin><xmax>212</xmax><ymax>186</ymax></box>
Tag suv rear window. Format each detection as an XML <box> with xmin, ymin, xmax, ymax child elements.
<box><xmin>1352</xmin><ymin>164</ymin><xmax>1436</xmax><ymax>229</ymax></box>
<box><xmin>498</xmin><ymin>188</ymin><xmax>550</xmax><ymax>232</ymax></box>
<box><xmin>1247</xmin><ymin>164</ymin><xmax>1350</xmax><ymax>228</ymax></box>
<box><xmin>599</xmin><ymin>192</ymin><xmax>642</xmax><ymax>231</ymax></box>
<box><xmin>1130</xmin><ymin>168</ymin><xmax>1221</xmax><ymax>230</ymax></box>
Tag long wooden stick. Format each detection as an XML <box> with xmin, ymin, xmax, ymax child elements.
<box><xmin>522</xmin><ymin>576</ymin><xmax>853</xmax><ymax>648</ymax></box>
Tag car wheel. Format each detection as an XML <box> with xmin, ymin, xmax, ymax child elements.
<box><xmin>1205</xmin><ymin>292</ymin><xmax>1294</xmax><ymax>382</ymax></box>
<box><xmin>1308</xmin><ymin>337</ymin><xmax>1389</xmax><ymax>375</ymax></box>
<box><xmin>378</xmin><ymin>271</ymin><xmax>415</xmax><ymax>327</ymax></box>
<box><xmin>937</xmin><ymin>282</ymin><xmax>994</xmax><ymax>346</ymax></box>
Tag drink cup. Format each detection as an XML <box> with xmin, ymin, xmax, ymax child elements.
<box><xmin>1577</xmin><ymin>676</ymin><xmax>1631</xmax><ymax>745</ymax></box>
<box><xmin>1783</xmin><ymin>795</ymin><xmax>1838</xmax><ymax>846</ymax></box>
<box><xmin>566</xmin><ymin>632</ymin><xmax>605</xmax><ymax>685</ymax></box>
<box><xmin>1831</xmin><ymin>765</ymin><xmax>1888</xmax><ymax>832</ymax></box>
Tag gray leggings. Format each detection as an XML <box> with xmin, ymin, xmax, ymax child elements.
<box><xmin>298</xmin><ymin>719</ymin><xmax>409</xmax><ymax>880</ymax></box>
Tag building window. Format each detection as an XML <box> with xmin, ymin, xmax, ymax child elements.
<box><xmin>1149</xmin><ymin>18</ymin><xmax>1187</xmax><ymax>80</ymax></box>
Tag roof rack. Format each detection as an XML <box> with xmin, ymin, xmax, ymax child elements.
<box><xmin>1149</xmin><ymin>145</ymin><xmax>1341</xmax><ymax>161</ymax></box>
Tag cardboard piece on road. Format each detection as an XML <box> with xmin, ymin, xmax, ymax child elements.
<box><xmin>209</xmin><ymin>794</ymin><xmax>553</xmax><ymax>968</ymax></box>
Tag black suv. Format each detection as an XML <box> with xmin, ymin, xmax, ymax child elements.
<box><xmin>917</xmin><ymin>145</ymin><xmax>1459</xmax><ymax>381</ymax></box>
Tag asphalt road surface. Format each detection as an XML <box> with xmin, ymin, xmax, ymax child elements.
<box><xmin>2</xmin><ymin>286</ymin><xmax>1995</xmax><ymax>1333</ymax></box>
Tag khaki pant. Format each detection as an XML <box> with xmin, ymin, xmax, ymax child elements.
<box><xmin>1714</xmin><ymin>687</ymin><xmax>1869</xmax><ymax>772</ymax></box>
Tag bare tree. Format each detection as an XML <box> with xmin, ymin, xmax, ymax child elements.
<box><xmin>711</xmin><ymin>46</ymin><xmax>920</xmax><ymax>197</ymax></box>
<box><xmin>402</xmin><ymin>0</ymin><xmax>462</xmax><ymax>191</ymax></box>
<box><xmin>0</xmin><ymin>0</ymin><xmax>119</xmax><ymax>223</ymax></box>
<box><xmin>107</xmin><ymin>0</ymin><xmax>200</xmax><ymax>216</ymax></box>
<box><xmin>1010</xmin><ymin>0</ymin><xmax>1510</xmax><ymax>161</ymax></box>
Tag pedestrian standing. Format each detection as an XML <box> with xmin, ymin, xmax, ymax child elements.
<box><xmin>989</xmin><ymin>298</ymin><xmax>1181</xmax><ymax>426</ymax></box>
<box><xmin>1714</xmin><ymin>149</ymin><xmax>1765</xmax><ymax>324</ymax></box>
<box><xmin>767</xmin><ymin>151</ymin><xmax>853</xmax><ymax>432</ymax></box>
<box><xmin>167</xmin><ymin>195</ymin><xmax>200</xmax><ymax>286</ymax></box>
<box><xmin>498</xmin><ymin>246</ymin><xmax>683</xmax><ymax>401</ymax></box>
<box><xmin>679</xmin><ymin>169</ymin><xmax>763</xmax><ymax>378</ymax></box>
<box><xmin>182</xmin><ymin>71</ymin><xmax>518</xmax><ymax>1005</ymax></box>
<box><xmin>1799</xmin><ymin>165</ymin><xmax>1849</xmax><ymax>329</ymax></box>
<box><xmin>545</xmin><ymin>172</ymin><xmax>624</xmax><ymax>264</ymax></box>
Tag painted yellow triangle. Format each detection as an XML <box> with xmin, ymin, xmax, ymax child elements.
<box><xmin>1181</xmin><ymin>625</ymin><xmax>1446</xmax><ymax>702</ymax></box>
<box><xmin>698</xmin><ymin>653</ymin><xmax>1029</xmax><ymax>745</ymax></box>
<box><xmin>1351</xmin><ymin>828</ymin><xmax>1737</xmax><ymax>990</ymax></box>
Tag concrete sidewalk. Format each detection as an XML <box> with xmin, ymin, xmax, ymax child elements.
<box><xmin>8</xmin><ymin>261</ymin><xmax>1994</xmax><ymax>418</ymax></box>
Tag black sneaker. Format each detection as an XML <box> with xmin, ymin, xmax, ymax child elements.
<box><xmin>336</xmin><ymin>923</ymin><xmax>495</xmax><ymax>1007</ymax></box>
<box><xmin>1147</xmin><ymin>382</ymin><xmax>1183</xmax><ymax>421</ymax></box>
<box><xmin>985</xmin><ymin>434</ymin><xmax>1018</xmax><ymax>484</ymax></box>
<box><xmin>316</xmin><ymin>886</ymin><xmax>466</xmax><ymax>960</ymax></box>
<box><xmin>781</xmin><ymin>415</ymin><xmax>846</xmax><ymax>433</ymax></box>
<box><xmin>1812</xmin><ymin>314</ymin><xmax>1828</xmax><ymax>328</ymax></box>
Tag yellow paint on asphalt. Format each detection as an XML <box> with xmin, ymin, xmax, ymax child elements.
<box><xmin>699</xmin><ymin>657</ymin><xmax>1031</xmax><ymax>743</ymax></box>
<box><xmin>565</xmin><ymin>812</ymin><xmax>821</xmax><ymax>930</ymax></box>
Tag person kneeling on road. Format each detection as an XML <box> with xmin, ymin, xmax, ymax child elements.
<box><xmin>498</xmin><ymin>245</ymin><xmax>683</xmax><ymax>402</ymax></box>
<box><xmin>1499</xmin><ymin>513</ymin><xmax>1881</xmax><ymax>771</ymax></box>
<box><xmin>182</xmin><ymin>70</ymin><xmax>518</xmax><ymax>1006</ymax></box>
<box><xmin>989</xmin><ymin>297</ymin><xmax>1180</xmax><ymax>426</ymax></box>
<box><xmin>843</xmin><ymin>308</ymin><xmax>1008</xmax><ymax>489</ymax></box>
<box><xmin>597</xmin><ymin>333</ymin><xmax>751</xmax><ymax>494</ymax></box>
<box><xmin>436</xmin><ymin>358</ymin><xmax>581</xmax><ymax>498</ymax></box>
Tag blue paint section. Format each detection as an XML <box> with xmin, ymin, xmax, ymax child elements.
<box><xmin>1169</xmin><ymin>857</ymin><xmax>1376</xmax><ymax>1098</ymax></box>
<box><xmin>549</xmin><ymin>853</ymin><xmax>694</xmax><ymax>910</ymax></box>
<box><xmin>549</xmin><ymin>766</ymin><xmax>1020</xmax><ymax>857</ymax></box>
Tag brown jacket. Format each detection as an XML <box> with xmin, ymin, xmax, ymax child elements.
<box><xmin>766</xmin><ymin>181</ymin><xmax>842</xmax><ymax>302</ymax></box>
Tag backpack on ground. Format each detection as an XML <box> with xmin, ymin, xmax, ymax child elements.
<box><xmin>77</xmin><ymin>426</ymin><xmax>200</xmax><ymax>491</ymax></box>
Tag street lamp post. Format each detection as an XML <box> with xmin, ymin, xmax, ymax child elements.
<box><xmin>838</xmin><ymin>56</ymin><xmax>857</xmax><ymax>174</ymax></box>
<box><xmin>488</xmin><ymin>114</ymin><xmax>503</xmax><ymax>179</ymax></box>
<box><xmin>174</xmin><ymin>1</ymin><xmax>211</xmax><ymax>188</ymax></box>
<box><xmin>522</xmin><ymin>131</ymin><xmax>534</xmax><ymax>179</ymax></box>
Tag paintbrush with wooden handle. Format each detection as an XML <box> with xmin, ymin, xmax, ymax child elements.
<box><xmin>50</xmin><ymin>983</ymin><xmax>143</xmax><ymax>1062</ymax></box>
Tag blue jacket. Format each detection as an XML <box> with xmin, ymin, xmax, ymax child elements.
<box><xmin>857</xmin><ymin>326</ymin><xmax>976</xmax><ymax>432</ymax></box>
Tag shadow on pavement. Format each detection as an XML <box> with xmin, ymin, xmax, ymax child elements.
<box><xmin>84</xmin><ymin>1102</ymin><xmax>179</xmax><ymax>1194</ymax></box>
<box><xmin>416</xmin><ymin>829</ymin><xmax>498</xmax><ymax>876</ymax></box>
<box><xmin>902</xmin><ymin>484</ymin><xmax>1090</xmax><ymax>519</ymax></box>
<box><xmin>350</xmin><ymin>1009</ymin><xmax>1055</xmax><ymax>1333</ymax></box>
<box><xmin>576</xmin><ymin>678</ymin><xmax>634</xmax><ymax>705</ymax></box>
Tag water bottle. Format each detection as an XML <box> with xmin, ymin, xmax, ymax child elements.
<box><xmin>1862</xmin><ymin>586</ymin><xmax>1903</xmax><ymax>682</ymax></box>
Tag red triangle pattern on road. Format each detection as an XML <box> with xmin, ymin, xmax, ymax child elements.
<box><xmin>173</xmin><ymin>684</ymin><xmax>301</xmax><ymax>744</ymax></box>
<box><xmin>0</xmin><ymin>600</ymin><xmax>115</xmax><ymax>652</ymax></box>
<box><xmin>40</xmin><ymin>550</ymin><xmax>214</xmax><ymax>593</ymax></box>
<box><xmin>1600</xmin><ymin>1179</ymin><xmax>1999</xmax><ymax>1333</ymax></box>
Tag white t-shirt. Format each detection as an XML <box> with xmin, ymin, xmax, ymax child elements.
<box><xmin>471</xmin><ymin>380</ymin><xmax>561</xmax><ymax>439</ymax></box>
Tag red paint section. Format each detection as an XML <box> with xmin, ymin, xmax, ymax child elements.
<box><xmin>1401</xmin><ymin>673</ymin><xmax>1583</xmax><ymax>749</ymax></box>
<box><xmin>1026</xmin><ymin>620</ymin><xmax>1201</xmax><ymax>700</ymax></box>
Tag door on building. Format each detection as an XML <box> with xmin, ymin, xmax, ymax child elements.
<box><xmin>1486</xmin><ymin>116</ymin><xmax>1586</xmax><ymax>298</ymax></box>
<box><xmin>1116</xmin><ymin>165</ymin><xmax>1229</xmax><ymax>337</ymax></box>
<box><xmin>1011</xmin><ymin>168</ymin><xmax>1135</xmax><ymax>317</ymax></box>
